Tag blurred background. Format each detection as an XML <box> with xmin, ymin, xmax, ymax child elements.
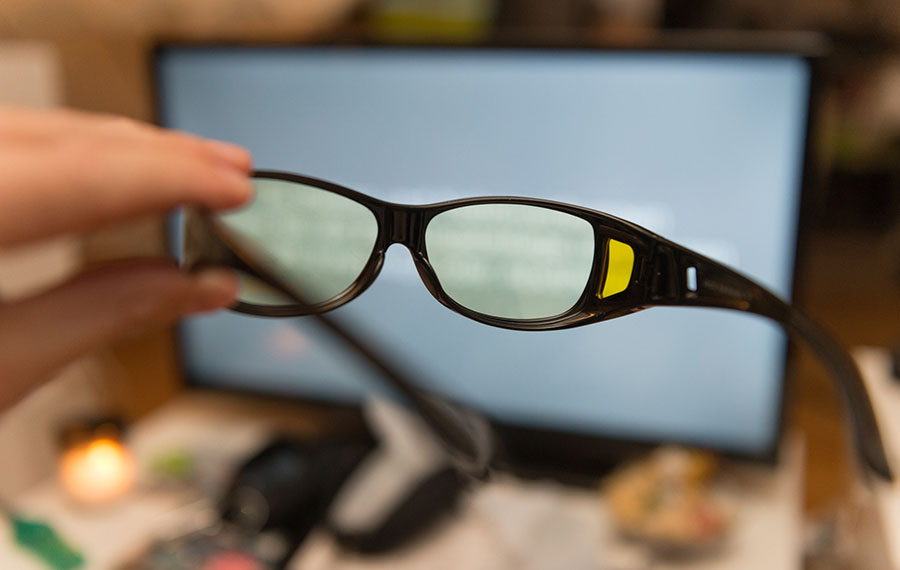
<box><xmin>0</xmin><ymin>1</ymin><xmax>898</xmax><ymax>569</ymax></box>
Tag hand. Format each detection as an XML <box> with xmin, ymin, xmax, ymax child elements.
<box><xmin>0</xmin><ymin>106</ymin><xmax>253</xmax><ymax>409</ymax></box>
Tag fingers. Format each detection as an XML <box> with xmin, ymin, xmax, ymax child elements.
<box><xmin>0</xmin><ymin>259</ymin><xmax>238</xmax><ymax>410</ymax></box>
<box><xmin>0</xmin><ymin>107</ymin><xmax>254</xmax><ymax>247</ymax></box>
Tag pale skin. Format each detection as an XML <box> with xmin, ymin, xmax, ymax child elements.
<box><xmin>0</xmin><ymin>107</ymin><xmax>254</xmax><ymax>411</ymax></box>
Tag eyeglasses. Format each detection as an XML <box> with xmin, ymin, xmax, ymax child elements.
<box><xmin>182</xmin><ymin>170</ymin><xmax>892</xmax><ymax>482</ymax></box>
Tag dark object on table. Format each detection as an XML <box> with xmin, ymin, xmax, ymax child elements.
<box><xmin>325</xmin><ymin>398</ymin><xmax>471</xmax><ymax>555</ymax></box>
<box><xmin>329</xmin><ymin>466</ymin><xmax>466</xmax><ymax>554</ymax></box>
<box><xmin>220</xmin><ymin>436</ymin><xmax>375</xmax><ymax>567</ymax></box>
<box><xmin>57</xmin><ymin>416</ymin><xmax>127</xmax><ymax>450</ymax></box>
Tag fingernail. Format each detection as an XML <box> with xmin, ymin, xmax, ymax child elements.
<box><xmin>207</xmin><ymin>140</ymin><xmax>252</xmax><ymax>171</ymax></box>
<box><xmin>188</xmin><ymin>268</ymin><xmax>239</xmax><ymax>312</ymax></box>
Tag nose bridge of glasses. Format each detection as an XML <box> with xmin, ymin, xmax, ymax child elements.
<box><xmin>386</xmin><ymin>204</ymin><xmax>424</xmax><ymax>250</ymax></box>
<box><xmin>382</xmin><ymin>204</ymin><xmax>444</xmax><ymax>299</ymax></box>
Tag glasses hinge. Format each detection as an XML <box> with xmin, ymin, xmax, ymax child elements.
<box><xmin>647</xmin><ymin>244</ymin><xmax>681</xmax><ymax>303</ymax></box>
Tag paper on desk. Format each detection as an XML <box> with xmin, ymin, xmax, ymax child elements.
<box><xmin>470</xmin><ymin>479</ymin><xmax>603</xmax><ymax>570</ymax></box>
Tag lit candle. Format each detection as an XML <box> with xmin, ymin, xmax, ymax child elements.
<box><xmin>59</xmin><ymin>437</ymin><xmax>135</xmax><ymax>505</ymax></box>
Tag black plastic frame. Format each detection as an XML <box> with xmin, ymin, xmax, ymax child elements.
<box><xmin>154</xmin><ymin>35</ymin><xmax>836</xmax><ymax>477</ymax></box>
<box><xmin>228</xmin><ymin>171</ymin><xmax>651</xmax><ymax>330</ymax></box>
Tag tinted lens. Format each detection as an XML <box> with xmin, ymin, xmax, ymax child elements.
<box><xmin>216</xmin><ymin>178</ymin><xmax>379</xmax><ymax>305</ymax></box>
<box><xmin>425</xmin><ymin>204</ymin><xmax>595</xmax><ymax>319</ymax></box>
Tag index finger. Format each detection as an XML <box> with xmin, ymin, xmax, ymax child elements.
<box><xmin>0</xmin><ymin>111</ymin><xmax>254</xmax><ymax>246</ymax></box>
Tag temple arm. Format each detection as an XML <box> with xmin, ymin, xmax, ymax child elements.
<box><xmin>643</xmin><ymin>240</ymin><xmax>893</xmax><ymax>481</ymax></box>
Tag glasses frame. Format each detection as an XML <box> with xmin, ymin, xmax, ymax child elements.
<box><xmin>183</xmin><ymin>170</ymin><xmax>893</xmax><ymax>482</ymax></box>
<box><xmin>230</xmin><ymin>170</ymin><xmax>657</xmax><ymax>330</ymax></box>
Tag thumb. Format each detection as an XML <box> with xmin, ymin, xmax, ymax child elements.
<box><xmin>0</xmin><ymin>259</ymin><xmax>237</xmax><ymax>409</ymax></box>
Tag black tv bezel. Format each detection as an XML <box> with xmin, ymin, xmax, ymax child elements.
<box><xmin>153</xmin><ymin>33</ymin><xmax>826</xmax><ymax>479</ymax></box>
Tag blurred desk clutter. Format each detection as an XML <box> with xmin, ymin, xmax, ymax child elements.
<box><xmin>859</xmin><ymin>347</ymin><xmax>900</xmax><ymax>570</ymax></box>
<box><xmin>0</xmin><ymin>392</ymin><xmax>805</xmax><ymax>570</ymax></box>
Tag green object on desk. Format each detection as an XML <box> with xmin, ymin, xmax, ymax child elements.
<box><xmin>3</xmin><ymin>507</ymin><xmax>85</xmax><ymax>570</ymax></box>
<box><xmin>150</xmin><ymin>449</ymin><xmax>196</xmax><ymax>481</ymax></box>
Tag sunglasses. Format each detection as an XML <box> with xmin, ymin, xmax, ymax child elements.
<box><xmin>181</xmin><ymin>170</ymin><xmax>892</xmax><ymax>482</ymax></box>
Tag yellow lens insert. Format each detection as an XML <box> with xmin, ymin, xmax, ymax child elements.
<box><xmin>599</xmin><ymin>239</ymin><xmax>634</xmax><ymax>298</ymax></box>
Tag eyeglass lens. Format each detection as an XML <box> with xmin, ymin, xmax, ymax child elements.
<box><xmin>425</xmin><ymin>203</ymin><xmax>595</xmax><ymax>319</ymax></box>
<box><xmin>220</xmin><ymin>178</ymin><xmax>379</xmax><ymax>305</ymax></box>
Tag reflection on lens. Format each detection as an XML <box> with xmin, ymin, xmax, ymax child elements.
<box><xmin>425</xmin><ymin>204</ymin><xmax>595</xmax><ymax>319</ymax></box>
<box><xmin>217</xmin><ymin>178</ymin><xmax>379</xmax><ymax>305</ymax></box>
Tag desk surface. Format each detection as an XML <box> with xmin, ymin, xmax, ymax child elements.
<box><xmin>0</xmin><ymin>392</ymin><xmax>805</xmax><ymax>570</ymax></box>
